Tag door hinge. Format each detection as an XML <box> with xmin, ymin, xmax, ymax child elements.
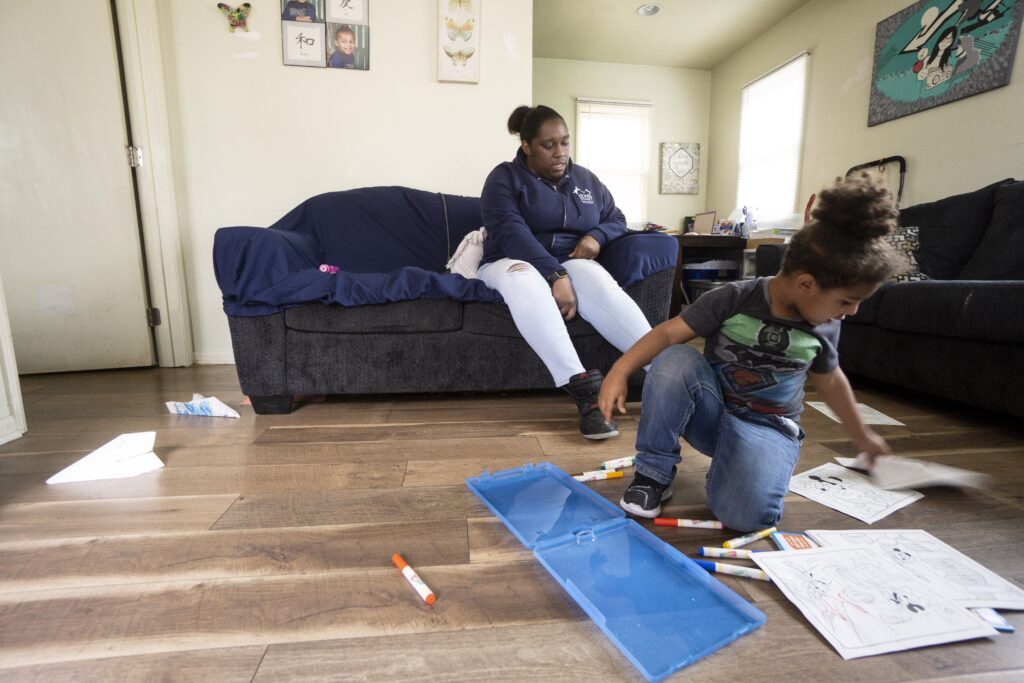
<box><xmin>147</xmin><ymin>307</ymin><xmax>161</xmax><ymax>327</ymax></box>
<box><xmin>127</xmin><ymin>145</ymin><xmax>144</xmax><ymax>168</ymax></box>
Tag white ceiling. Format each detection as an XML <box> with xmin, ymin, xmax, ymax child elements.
<box><xmin>533</xmin><ymin>0</ymin><xmax>814</xmax><ymax>69</ymax></box>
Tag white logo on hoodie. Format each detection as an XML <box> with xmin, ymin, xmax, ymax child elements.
<box><xmin>573</xmin><ymin>186</ymin><xmax>594</xmax><ymax>204</ymax></box>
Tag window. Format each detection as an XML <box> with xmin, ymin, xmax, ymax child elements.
<box><xmin>575</xmin><ymin>98</ymin><xmax>652</xmax><ymax>226</ymax></box>
<box><xmin>736</xmin><ymin>52</ymin><xmax>809</xmax><ymax>220</ymax></box>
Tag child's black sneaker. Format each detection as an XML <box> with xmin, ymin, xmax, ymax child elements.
<box><xmin>619</xmin><ymin>472</ymin><xmax>674</xmax><ymax>518</ymax></box>
<box><xmin>563</xmin><ymin>370</ymin><xmax>619</xmax><ymax>440</ymax></box>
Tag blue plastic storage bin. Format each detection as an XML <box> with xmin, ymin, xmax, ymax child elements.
<box><xmin>466</xmin><ymin>462</ymin><xmax>765</xmax><ymax>682</ymax></box>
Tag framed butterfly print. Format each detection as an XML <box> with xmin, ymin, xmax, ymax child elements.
<box><xmin>438</xmin><ymin>0</ymin><xmax>480</xmax><ymax>83</ymax></box>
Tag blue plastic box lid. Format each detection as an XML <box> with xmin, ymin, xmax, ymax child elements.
<box><xmin>467</xmin><ymin>462</ymin><xmax>766</xmax><ymax>682</ymax></box>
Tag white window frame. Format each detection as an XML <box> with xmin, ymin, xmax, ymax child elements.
<box><xmin>574</xmin><ymin>97</ymin><xmax>652</xmax><ymax>227</ymax></box>
<box><xmin>736</xmin><ymin>51</ymin><xmax>810</xmax><ymax>221</ymax></box>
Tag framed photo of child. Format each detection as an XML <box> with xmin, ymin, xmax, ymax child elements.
<box><xmin>327</xmin><ymin>23</ymin><xmax>369</xmax><ymax>70</ymax></box>
<box><xmin>280</xmin><ymin>0</ymin><xmax>325</xmax><ymax>23</ymax></box>
<box><xmin>326</xmin><ymin>0</ymin><xmax>367</xmax><ymax>24</ymax></box>
<box><xmin>282</xmin><ymin>20</ymin><xmax>326</xmax><ymax>67</ymax></box>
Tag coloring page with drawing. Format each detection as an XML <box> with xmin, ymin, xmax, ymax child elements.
<box><xmin>789</xmin><ymin>462</ymin><xmax>923</xmax><ymax>523</ymax></box>
<box><xmin>807</xmin><ymin>529</ymin><xmax>1024</xmax><ymax>610</ymax></box>
<box><xmin>754</xmin><ymin>545</ymin><xmax>997</xmax><ymax>659</ymax></box>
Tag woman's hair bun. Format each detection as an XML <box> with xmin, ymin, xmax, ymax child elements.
<box><xmin>507</xmin><ymin>105</ymin><xmax>531</xmax><ymax>136</ymax></box>
<box><xmin>811</xmin><ymin>172</ymin><xmax>898</xmax><ymax>240</ymax></box>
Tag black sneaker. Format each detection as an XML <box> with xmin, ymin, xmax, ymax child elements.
<box><xmin>563</xmin><ymin>370</ymin><xmax>619</xmax><ymax>440</ymax></box>
<box><xmin>620</xmin><ymin>472</ymin><xmax>674</xmax><ymax>518</ymax></box>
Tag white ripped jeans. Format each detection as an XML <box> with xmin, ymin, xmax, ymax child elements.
<box><xmin>476</xmin><ymin>258</ymin><xmax>653</xmax><ymax>387</ymax></box>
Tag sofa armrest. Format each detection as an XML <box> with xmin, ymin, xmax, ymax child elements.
<box><xmin>214</xmin><ymin>227</ymin><xmax>319</xmax><ymax>316</ymax></box>
<box><xmin>755</xmin><ymin>244</ymin><xmax>788</xmax><ymax>277</ymax></box>
<box><xmin>599</xmin><ymin>232</ymin><xmax>679</xmax><ymax>289</ymax></box>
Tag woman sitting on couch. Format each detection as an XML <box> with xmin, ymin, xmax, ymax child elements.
<box><xmin>477</xmin><ymin>104</ymin><xmax>654</xmax><ymax>440</ymax></box>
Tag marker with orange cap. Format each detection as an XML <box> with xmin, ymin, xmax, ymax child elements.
<box><xmin>573</xmin><ymin>470</ymin><xmax>624</xmax><ymax>482</ymax></box>
<box><xmin>392</xmin><ymin>553</ymin><xmax>436</xmax><ymax>605</ymax></box>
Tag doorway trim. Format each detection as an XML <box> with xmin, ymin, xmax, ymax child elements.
<box><xmin>113</xmin><ymin>0</ymin><xmax>193</xmax><ymax>367</ymax></box>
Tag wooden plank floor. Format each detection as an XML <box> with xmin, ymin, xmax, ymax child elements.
<box><xmin>1</xmin><ymin>361</ymin><xmax>1022</xmax><ymax>681</ymax></box>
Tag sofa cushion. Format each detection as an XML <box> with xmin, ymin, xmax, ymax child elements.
<box><xmin>958</xmin><ymin>180</ymin><xmax>1024</xmax><ymax>280</ymax></box>
<box><xmin>899</xmin><ymin>179</ymin><xmax>1011</xmax><ymax>279</ymax></box>
<box><xmin>883</xmin><ymin>225</ymin><xmax>929</xmax><ymax>282</ymax></box>
<box><xmin>285</xmin><ymin>299</ymin><xmax>464</xmax><ymax>334</ymax></box>
<box><xmin>874</xmin><ymin>280</ymin><xmax>1024</xmax><ymax>343</ymax></box>
<box><xmin>462</xmin><ymin>301</ymin><xmax>599</xmax><ymax>339</ymax></box>
<box><xmin>843</xmin><ymin>283</ymin><xmax>889</xmax><ymax>325</ymax></box>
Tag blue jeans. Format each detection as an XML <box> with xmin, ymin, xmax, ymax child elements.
<box><xmin>634</xmin><ymin>344</ymin><xmax>804</xmax><ymax>532</ymax></box>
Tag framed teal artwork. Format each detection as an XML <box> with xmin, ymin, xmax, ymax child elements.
<box><xmin>869</xmin><ymin>0</ymin><xmax>1022</xmax><ymax>126</ymax></box>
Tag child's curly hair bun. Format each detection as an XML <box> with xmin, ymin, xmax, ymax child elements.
<box><xmin>781</xmin><ymin>172</ymin><xmax>903</xmax><ymax>289</ymax></box>
<box><xmin>812</xmin><ymin>172</ymin><xmax>898</xmax><ymax>240</ymax></box>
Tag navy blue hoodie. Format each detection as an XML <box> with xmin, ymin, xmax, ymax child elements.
<box><xmin>479</xmin><ymin>148</ymin><xmax>628</xmax><ymax>279</ymax></box>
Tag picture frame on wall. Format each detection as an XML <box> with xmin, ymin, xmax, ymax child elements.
<box><xmin>326</xmin><ymin>0</ymin><xmax>367</xmax><ymax>24</ymax></box>
<box><xmin>282</xmin><ymin>20</ymin><xmax>327</xmax><ymax>67</ymax></box>
<box><xmin>438</xmin><ymin>0</ymin><xmax>480</xmax><ymax>83</ymax></box>
<box><xmin>868</xmin><ymin>0</ymin><xmax>1023</xmax><ymax>126</ymax></box>
<box><xmin>659</xmin><ymin>142</ymin><xmax>700</xmax><ymax>195</ymax></box>
<box><xmin>280</xmin><ymin>0</ymin><xmax>325</xmax><ymax>23</ymax></box>
<box><xmin>327</xmin><ymin>23</ymin><xmax>369</xmax><ymax>70</ymax></box>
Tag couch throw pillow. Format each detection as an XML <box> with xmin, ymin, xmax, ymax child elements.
<box><xmin>884</xmin><ymin>225</ymin><xmax>929</xmax><ymax>282</ymax></box>
<box><xmin>899</xmin><ymin>178</ymin><xmax>1012</xmax><ymax>279</ymax></box>
<box><xmin>958</xmin><ymin>180</ymin><xmax>1024</xmax><ymax>280</ymax></box>
<box><xmin>446</xmin><ymin>226</ymin><xmax>487</xmax><ymax>278</ymax></box>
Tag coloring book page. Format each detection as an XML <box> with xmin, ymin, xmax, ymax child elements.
<box><xmin>753</xmin><ymin>545</ymin><xmax>997</xmax><ymax>659</ymax></box>
<box><xmin>806</xmin><ymin>529</ymin><xmax>1024</xmax><ymax>610</ymax></box>
<box><xmin>806</xmin><ymin>401</ymin><xmax>904</xmax><ymax>426</ymax></box>
<box><xmin>789</xmin><ymin>463</ymin><xmax>923</xmax><ymax>524</ymax></box>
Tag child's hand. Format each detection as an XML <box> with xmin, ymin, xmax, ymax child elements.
<box><xmin>598</xmin><ymin>370</ymin><xmax>629</xmax><ymax>424</ymax></box>
<box><xmin>854</xmin><ymin>429</ymin><xmax>891</xmax><ymax>468</ymax></box>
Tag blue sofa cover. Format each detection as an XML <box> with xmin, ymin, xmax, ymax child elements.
<box><xmin>214</xmin><ymin>186</ymin><xmax>678</xmax><ymax>316</ymax></box>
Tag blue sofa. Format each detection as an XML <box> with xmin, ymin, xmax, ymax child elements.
<box><xmin>214</xmin><ymin>186</ymin><xmax>678</xmax><ymax>413</ymax></box>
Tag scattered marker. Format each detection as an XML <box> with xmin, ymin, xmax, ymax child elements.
<box><xmin>698</xmin><ymin>546</ymin><xmax>766</xmax><ymax>559</ymax></box>
<box><xmin>654</xmin><ymin>518</ymin><xmax>724</xmax><ymax>529</ymax></box>
<box><xmin>694</xmin><ymin>559</ymin><xmax>771</xmax><ymax>582</ymax></box>
<box><xmin>392</xmin><ymin>553</ymin><xmax>436</xmax><ymax>606</ymax></box>
<box><xmin>600</xmin><ymin>456</ymin><xmax>636</xmax><ymax>471</ymax></box>
<box><xmin>573</xmin><ymin>470</ymin><xmax>624</xmax><ymax>482</ymax></box>
<box><xmin>723</xmin><ymin>526</ymin><xmax>777</xmax><ymax>549</ymax></box>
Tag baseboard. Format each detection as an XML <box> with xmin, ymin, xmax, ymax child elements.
<box><xmin>193</xmin><ymin>351</ymin><xmax>236</xmax><ymax>365</ymax></box>
<box><xmin>0</xmin><ymin>414</ymin><xmax>24</xmax><ymax>446</ymax></box>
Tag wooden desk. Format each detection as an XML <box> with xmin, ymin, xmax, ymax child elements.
<box><xmin>668</xmin><ymin>235</ymin><xmax>747</xmax><ymax>317</ymax></box>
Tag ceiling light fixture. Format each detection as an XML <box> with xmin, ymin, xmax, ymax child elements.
<box><xmin>636</xmin><ymin>4</ymin><xmax>661</xmax><ymax>16</ymax></box>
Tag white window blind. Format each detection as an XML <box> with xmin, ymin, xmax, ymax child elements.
<box><xmin>736</xmin><ymin>52</ymin><xmax>809</xmax><ymax>220</ymax></box>
<box><xmin>575</xmin><ymin>98</ymin><xmax>652</xmax><ymax>225</ymax></box>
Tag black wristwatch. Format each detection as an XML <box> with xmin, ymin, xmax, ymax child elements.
<box><xmin>545</xmin><ymin>268</ymin><xmax>569</xmax><ymax>286</ymax></box>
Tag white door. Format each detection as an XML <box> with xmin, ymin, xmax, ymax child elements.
<box><xmin>0</xmin><ymin>0</ymin><xmax>154</xmax><ymax>374</ymax></box>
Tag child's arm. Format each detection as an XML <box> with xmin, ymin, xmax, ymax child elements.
<box><xmin>599</xmin><ymin>317</ymin><xmax>697</xmax><ymax>422</ymax></box>
<box><xmin>808</xmin><ymin>367</ymin><xmax>891</xmax><ymax>465</ymax></box>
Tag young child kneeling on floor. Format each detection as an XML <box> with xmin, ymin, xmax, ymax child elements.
<box><xmin>598</xmin><ymin>173</ymin><xmax>901</xmax><ymax>530</ymax></box>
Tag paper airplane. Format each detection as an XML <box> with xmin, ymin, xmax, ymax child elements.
<box><xmin>46</xmin><ymin>432</ymin><xmax>164</xmax><ymax>485</ymax></box>
<box><xmin>835</xmin><ymin>453</ymin><xmax>989</xmax><ymax>490</ymax></box>
<box><xmin>166</xmin><ymin>394</ymin><xmax>240</xmax><ymax>418</ymax></box>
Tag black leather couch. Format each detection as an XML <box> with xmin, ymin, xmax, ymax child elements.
<box><xmin>756</xmin><ymin>178</ymin><xmax>1024</xmax><ymax>418</ymax></box>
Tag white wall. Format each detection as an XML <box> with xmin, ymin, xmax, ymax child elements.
<box><xmin>533</xmin><ymin>58</ymin><xmax>711</xmax><ymax>228</ymax></box>
<box><xmin>707</xmin><ymin>0</ymin><xmax>1024</xmax><ymax>214</ymax></box>
<box><xmin>159</xmin><ymin>0</ymin><xmax>533</xmax><ymax>363</ymax></box>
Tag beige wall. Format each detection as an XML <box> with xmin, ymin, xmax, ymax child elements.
<box><xmin>160</xmin><ymin>0</ymin><xmax>532</xmax><ymax>363</ymax></box>
<box><xmin>707</xmin><ymin>0</ymin><xmax>1024</xmax><ymax>215</ymax></box>
<box><xmin>533</xmin><ymin>58</ymin><xmax>711</xmax><ymax>228</ymax></box>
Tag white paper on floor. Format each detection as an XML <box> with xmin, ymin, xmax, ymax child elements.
<box><xmin>835</xmin><ymin>453</ymin><xmax>990</xmax><ymax>490</ymax></box>
<box><xmin>166</xmin><ymin>393</ymin><xmax>240</xmax><ymax>418</ymax></box>
<box><xmin>46</xmin><ymin>431</ymin><xmax>164</xmax><ymax>484</ymax></box>
<box><xmin>805</xmin><ymin>401</ymin><xmax>904</xmax><ymax>426</ymax></box>
<box><xmin>789</xmin><ymin>462</ymin><xmax>922</xmax><ymax>524</ymax></box>
<box><xmin>753</xmin><ymin>545</ymin><xmax>997</xmax><ymax>659</ymax></box>
<box><xmin>806</xmin><ymin>529</ymin><xmax>1024</xmax><ymax>610</ymax></box>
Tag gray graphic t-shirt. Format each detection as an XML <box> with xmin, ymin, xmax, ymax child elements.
<box><xmin>681</xmin><ymin>277</ymin><xmax>840</xmax><ymax>420</ymax></box>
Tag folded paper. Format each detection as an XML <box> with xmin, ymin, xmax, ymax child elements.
<box><xmin>166</xmin><ymin>394</ymin><xmax>240</xmax><ymax>418</ymax></box>
<box><xmin>46</xmin><ymin>432</ymin><xmax>163</xmax><ymax>484</ymax></box>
